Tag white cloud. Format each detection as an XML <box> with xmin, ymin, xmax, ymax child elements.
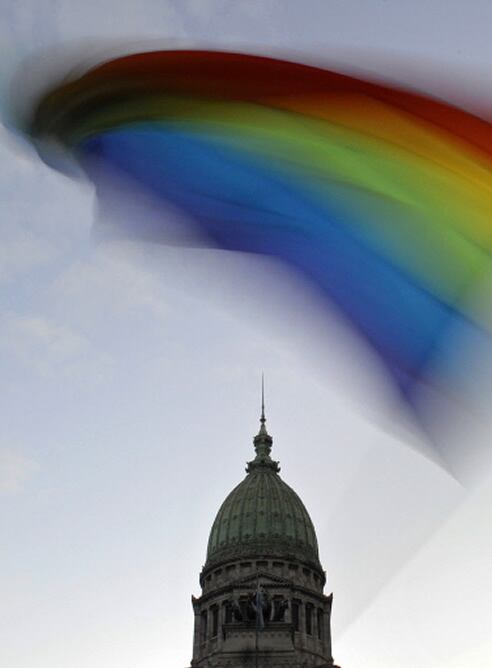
<box><xmin>0</xmin><ymin>312</ymin><xmax>113</xmax><ymax>381</ymax></box>
<box><xmin>49</xmin><ymin>244</ymin><xmax>169</xmax><ymax>326</ymax></box>
<box><xmin>0</xmin><ymin>447</ymin><xmax>37</xmax><ymax>495</ymax></box>
<box><xmin>2</xmin><ymin>312</ymin><xmax>87</xmax><ymax>358</ymax></box>
<box><xmin>0</xmin><ymin>122</ymin><xmax>94</xmax><ymax>285</ymax></box>
<box><xmin>0</xmin><ymin>228</ymin><xmax>57</xmax><ymax>285</ymax></box>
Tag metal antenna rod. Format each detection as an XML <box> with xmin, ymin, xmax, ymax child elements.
<box><xmin>260</xmin><ymin>373</ymin><xmax>265</xmax><ymax>425</ymax></box>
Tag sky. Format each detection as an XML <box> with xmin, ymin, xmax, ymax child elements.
<box><xmin>1</xmin><ymin>1</ymin><xmax>492</xmax><ymax>667</ymax></box>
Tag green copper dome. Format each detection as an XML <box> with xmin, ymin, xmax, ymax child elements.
<box><xmin>205</xmin><ymin>392</ymin><xmax>321</xmax><ymax>570</ymax></box>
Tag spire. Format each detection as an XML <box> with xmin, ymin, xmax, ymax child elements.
<box><xmin>261</xmin><ymin>373</ymin><xmax>265</xmax><ymax>422</ymax></box>
<box><xmin>258</xmin><ymin>373</ymin><xmax>268</xmax><ymax>437</ymax></box>
<box><xmin>247</xmin><ymin>375</ymin><xmax>279</xmax><ymax>473</ymax></box>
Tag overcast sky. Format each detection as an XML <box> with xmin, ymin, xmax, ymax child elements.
<box><xmin>1</xmin><ymin>2</ymin><xmax>492</xmax><ymax>667</ymax></box>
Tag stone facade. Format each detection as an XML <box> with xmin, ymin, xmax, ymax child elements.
<box><xmin>190</xmin><ymin>394</ymin><xmax>340</xmax><ymax>668</ymax></box>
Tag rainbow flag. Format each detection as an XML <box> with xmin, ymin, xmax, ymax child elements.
<box><xmin>24</xmin><ymin>50</ymin><xmax>492</xmax><ymax>428</ymax></box>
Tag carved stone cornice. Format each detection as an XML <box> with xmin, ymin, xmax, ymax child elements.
<box><xmin>193</xmin><ymin>571</ymin><xmax>332</xmax><ymax>606</ymax></box>
<box><xmin>201</xmin><ymin>543</ymin><xmax>325</xmax><ymax>583</ymax></box>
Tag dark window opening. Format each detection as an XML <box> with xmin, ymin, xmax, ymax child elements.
<box><xmin>211</xmin><ymin>606</ymin><xmax>219</xmax><ymax>637</ymax></box>
<box><xmin>317</xmin><ymin>609</ymin><xmax>324</xmax><ymax>640</ymax></box>
<box><xmin>239</xmin><ymin>596</ymin><xmax>249</xmax><ymax>620</ymax></box>
<box><xmin>306</xmin><ymin>604</ymin><xmax>313</xmax><ymax>636</ymax></box>
<box><xmin>292</xmin><ymin>600</ymin><xmax>300</xmax><ymax>632</ymax></box>
<box><xmin>201</xmin><ymin>611</ymin><xmax>208</xmax><ymax>641</ymax></box>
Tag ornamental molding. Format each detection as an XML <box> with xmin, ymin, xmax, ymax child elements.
<box><xmin>203</xmin><ymin>542</ymin><xmax>323</xmax><ymax>578</ymax></box>
<box><xmin>193</xmin><ymin>574</ymin><xmax>333</xmax><ymax>606</ymax></box>
<box><xmin>231</xmin><ymin>570</ymin><xmax>293</xmax><ymax>587</ymax></box>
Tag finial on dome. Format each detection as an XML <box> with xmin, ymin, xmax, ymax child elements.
<box><xmin>247</xmin><ymin>375</ymin><xmax>279</xmax><ymax>473</ymax></box>
<box><xmin>259</xmin><ymin>373</ymin><xmax>268</xmax><ymax>436</ymax></box>
<box><xmin>261</xmin><ymin>373</ymin><xmax>265</xmax><ymax>421</ymax></box>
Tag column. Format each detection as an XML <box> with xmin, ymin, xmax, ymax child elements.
<box><xmin>312</xmin><ymin>603</ymin><xmax>318</xmax><ymax>645</ymax></box>
<box><xmin>299</xmin><ymin>599</ymin><xmax>306</xmax><ymax>649</ymax></box>
<box><xmin>284</xmin><ymin>596</ymin><xmax>292</xmax><ymax>624</ymax></box>
<box><xmin>324</xmin><ymin>594</ymin><xmax>333</xmax><ymax>661</ymax></box>
<box><xmin>317</xmin><ymin>607</ymin><xmax>324</xmax><ymax>647</ymax></box>
<box><xmin>202</xmin><ymin>608</ymin><xmax>209</xmax><ymax>646</ymax></box>
<box><xmin>191</xmin><ymin>597</ymin><xmax>201</xmax><ymax>661</ymax></box>
<box><xmin>216</xmin><ymin>601</ymin><xmax>226</xmax><ymax>650</ymax></box>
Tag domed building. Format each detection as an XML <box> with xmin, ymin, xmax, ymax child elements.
<box><xmin>190</xmin><ymin>391</ymin><xmax>340</xmax><ymax>668</ymax></box>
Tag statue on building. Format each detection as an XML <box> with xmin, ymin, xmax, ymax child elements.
<box><xmin>272</xmin><ymin>596</ymin><xmax>289</xmax><ymax>622</ymax></box>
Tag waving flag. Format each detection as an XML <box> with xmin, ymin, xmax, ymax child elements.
<box><xmin>20</xmin><ymin>49</ymin><xmax>492</xmax><ymax>446</ymax></box>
